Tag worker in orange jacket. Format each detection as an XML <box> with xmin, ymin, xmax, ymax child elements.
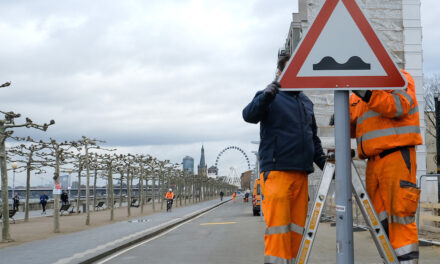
<box><xmin>350</xmin><ymin>69</ymin><xmax>422</xmax><ymax>263</ymax></box>
<box><xmin>232</xmin><ymin>192</ymin><xmax>236</xmax><ymax>203</ymax></box>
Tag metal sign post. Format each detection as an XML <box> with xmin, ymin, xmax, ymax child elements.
<box><xmin>334</xmin><ymin>90</ymin><xmax>354</xmax><ymax>263</ymax></box>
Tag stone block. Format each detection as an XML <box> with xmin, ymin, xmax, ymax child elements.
<box><xmin>369</xmin><ymin>18</ymin><xmax>403</xmax><ymax>31</ymax></box>
<box><xmin>404</xmin><ymin>28</ymin><xmax>422</xmax><ymax>44</ymax></box>
<box><xmin>365</xmin><ymin>0</ymin><xmax>402</xmax><ymax>10</ymax></box>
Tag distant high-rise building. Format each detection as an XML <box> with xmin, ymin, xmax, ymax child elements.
<box><xmin>198</xmin><ymin>145</ymin><xmax>208</xmax><ymax>177</ymax></box>
<box><xmin>182</xmin><ymin>156</ymin><xmax>194</xmax><ymax>174</ymax></box>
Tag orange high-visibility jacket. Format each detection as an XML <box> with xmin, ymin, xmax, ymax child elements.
<box><xmin>350</xmin><ymin>69</ymin><xmax>423</xmax><ymax>159</ymax></box>
<box><xmin>165</xmin><ymin>191</ymin><xmax>174</xmax><ymax>199</ymax></box>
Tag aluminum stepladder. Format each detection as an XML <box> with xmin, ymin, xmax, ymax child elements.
<box><xmin>295</xmin><ymin>158</ymin><xmax>399</xmax><ymax>264</ymax></box>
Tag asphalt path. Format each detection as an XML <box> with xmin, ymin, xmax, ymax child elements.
<box><xmin>98</xmin><ymin>200</ymin><xmax>264</xmax><ymax>264</ymax></box>
<box><xmin>94</xmin><ymin>199</ymin><xmax>440</xmax><ymax>264</ymax></box>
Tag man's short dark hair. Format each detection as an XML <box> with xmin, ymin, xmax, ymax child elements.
<box><xmin>277</xmin><ymin>49</ymin><xmax>291</xmax><ymax>71</ymax></box>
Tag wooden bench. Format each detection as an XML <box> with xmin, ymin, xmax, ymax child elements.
<box><xmin>60</xmin><ymin>204</ymin><xmax>72</xmax><ymax>215</ymax></box>
<box><xmin>130</xmin><ymin>199</ymin><xmax>139</xmax><ymax>208</ymax></box>
<box><xmin>0</xmin><ymin>210</ymin><xmax>17</xmax><ymax>224</ymax></box>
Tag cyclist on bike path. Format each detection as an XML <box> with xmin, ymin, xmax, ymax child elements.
<box><xmin>165</xmin><ymin>188</ymin><xmax>175</xmax><ymax>211</ymax></box>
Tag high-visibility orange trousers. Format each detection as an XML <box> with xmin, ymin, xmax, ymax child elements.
<box><xmin>366</xmin><ymin>147</ymin><xmax>420</xmax><ymax>263</ymax></box>
<box><xmin>260</xmin><ymin>170</ymin><xmax>308</xmax><ymax>264</ymax></box>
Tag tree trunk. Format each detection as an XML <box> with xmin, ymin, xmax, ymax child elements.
<box><xmin>184</xmin><ymin>176</ymin><xmax>187</xmax><ymax>206</ymax></box>
<box><xmin>24</xmin><ymin>161</ymin><xmax>31</xmax><ymax>222</ymax></box>
<box><xmin>192</xmin><ymin>174</ymin><xmax>195</xmax><ymax>204</ymax></box>
<box><xmin>127</xmin><ymin>169</ymin><xmax>131</xmax><ymax>217</ymax></box>
<box><xmin>76</xmin><ymin>166</ymin><xmax>82</xmax><ymax>213</ymax></box>
<box><xmin>152</xmin><ymin>175</ymin><xmax>155</xmax><ymax>211</ymax></box>
<box><xmin>108</xmin><ymin>164</ymin><xmax>114</xmax><ymax>221</ymax></box>
<box><xmin>85</xmin><ymin>144</ymin><xmax>91</xmax><ymax>225</ymax></box>
<box><xmin>160</xmin><ymin>172</ymin><xmax>164</xmax><ymax>210</ymax></box>
<box><xmin>53</xmin><ymin>152</ymin><xmax>61</xmax><ymax>233</ymax></box>
<box><xmin>179</xmin><ymin>177</ymin><xmax>182</xmax><ymax>207</ymax></box>
<box><xmin>93</xmin><ymin>168</ymin><xmax>98</xmax><ymax>211</ymax></box>
<box><xmin>0</xmin><ymin>129</ymin><xmax>12</xmax><ymax>242</ymax></box>
<box><xmin>119</xmin><ymin>173</ymin><xmax>123</xmax><ymax>207</ymax></box>
<box><xmin>139</xmin><ymin>166</ymin><xmax>144</xmax><ymax>214</ymax></box>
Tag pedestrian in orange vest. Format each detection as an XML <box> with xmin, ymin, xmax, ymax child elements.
<box><xmin>232</xmin><ymin>192</ymin><xmax>236</xmax><ymax>203</ymax></box>
<box><xmin>350</xmin><ymin>69</ymin><xmax>422</xmax><ymax>263</ymax></box>
<box><xmin>242</xmin><ymin>49</ymin><xmax>326</xmax><ymax>264</ymax></box>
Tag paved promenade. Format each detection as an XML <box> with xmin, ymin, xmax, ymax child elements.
<box><xmin>0</xmin><ymin>198</ymin><xmax>227</xmax><ymax>264</ymax></box>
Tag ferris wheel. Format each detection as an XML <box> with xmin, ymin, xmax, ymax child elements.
<box><xmin>214</xmin><ymin>146</ymin><xmax>251</xmax><ymax>184</ymax></box>
<box><xmin>215</xmin><ymin>146</ymin><xmax>251</xmax><ymax>171</ymax></box>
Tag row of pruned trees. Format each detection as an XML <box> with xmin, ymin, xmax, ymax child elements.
<box><xmin>0</xmin><ymin>108</ymin><xmax>236</xmax><ymax>242</ymax></box>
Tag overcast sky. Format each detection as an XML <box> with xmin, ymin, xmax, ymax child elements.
<box><xmin>1</xmin><ymin>0</ymin><xmax>438</xmax><ymax>186</ymax></box>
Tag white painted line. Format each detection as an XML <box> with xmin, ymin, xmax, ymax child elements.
<box><xmin>95</xmin><ymin>209</ymin><xmax>213</xmax><ymax>264</ymax></box>
<box><xmin>52</xmin><ymin>218</ymin><xmax>182</xmax><ymax>264</ymax></box>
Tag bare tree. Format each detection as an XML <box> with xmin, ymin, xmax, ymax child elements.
<box><xmin>7</xmin><ymin>138</ymin><xmax>49</xmax><ymax>222</ymax></box>
<box><xmin>99</xmin><ymin>153</ymin><xmax>119</xmax><ymax>221</ymax></box>
<box><xmin>0</xmin><ymin>111</ymin><xmax>54</xmax><ymax>242</ymax></box>
<box><xmin>424</xmin><ymin>74</ymin><xmax>440</xmax><ymax>139</ymax></box>
<box><xmin>77</xmin><ymin>136</ymin><xmax>106</xmax><ymax>226</ymax></box>
<box><xmin>37</xmin><ymin>139</ymin><xmax>78</xmax><ymax>233</ymax></box>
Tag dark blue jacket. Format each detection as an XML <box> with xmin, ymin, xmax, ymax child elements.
<box><xmin>243</xmin><ymin>90</ymin><xmax>325</xmax><ymax>174</ymax></box>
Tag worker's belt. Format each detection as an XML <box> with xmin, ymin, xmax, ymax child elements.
<box><xmin>369</xmin><ymin>146</ymin><xmax>414</xmax><ymax>161</ymax></box>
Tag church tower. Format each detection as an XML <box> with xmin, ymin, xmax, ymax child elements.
<box><xmin>198</xmin><ymin>145</ymin><xmax>208</xmax><ymax>177</ymax></box>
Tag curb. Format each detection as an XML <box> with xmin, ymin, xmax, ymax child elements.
<box><xmin>79</xmin><ymin>199</ymin><xmax>231</xmax><ymax>264</ymax></box>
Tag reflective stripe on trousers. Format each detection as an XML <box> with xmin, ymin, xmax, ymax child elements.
<box><xmin>260</xmin><ymin>170</ymin><xmax>308</xmax><ymax>263</ymax></box>
<box><xmin>264</xmin><ymin>255</ymin><xmax>295</xmax><ymax>264</ymax></box>
<box><xmin>366</xmin><ymin>148</ymin><xmax>419</xmax><ymax>263</ymax></box>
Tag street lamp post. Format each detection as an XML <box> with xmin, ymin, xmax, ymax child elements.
<box><xmin>11</xmin><ymin>162</ymin><xmax>18</xmax><ymax>199</ymax></box>
<box><xmin>68</xmin><ymin>169</ymin><xmax>73</xmax><ymax>199</ymax></box>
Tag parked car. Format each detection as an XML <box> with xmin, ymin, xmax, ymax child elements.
<box><xmin>252</xmin><ymin>178</ymin><xmax>261</xmax><ymax>216</ymax></box>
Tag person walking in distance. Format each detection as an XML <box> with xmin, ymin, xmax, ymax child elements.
<box><xmin>12</xmin><ymin>193</ymin><xmax>20</xmax><ymax>211</ymax></box>
<box><xmin>61</xmin><ymin>190</ymin><xmax>69</xmax><ymax>205</ymax></box>
<box><xmin>40</xmin><ymin>192</ymin><xmax>49</xmax><ymax>215</ymax></box>
<box><xmin>242</xmin><ymin>49</ymin><xmax>326</xmax><ymax>264</ymax></box>
<box><xmin>219</xmin><ymin>190</ymin><xmax>224</xmax><ymax>201</ymax></box>
<box><xmin>232</xmin><ymin>192</ymin><xmax>236</xmax><ymax>203</ymax></box>
<box><xmin>350</xmin><ymin>69</ymin><xmax>422</xmax><ymax>263</ymax></box>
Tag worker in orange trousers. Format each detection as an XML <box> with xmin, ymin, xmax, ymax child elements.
<box><xmin>243</xmin><ymin>49</ymin><xmax>326</xmax><ymax>263</ymax></box>
<box><xmin>350</xmin><ymin>69</ymin><xmax>422</xmax><ymax>263</ymax></box>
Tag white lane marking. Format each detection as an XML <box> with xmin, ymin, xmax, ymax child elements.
<box><xmin>52</xmin><ymin>218</ymin><xmax>182</xmax><ymax>264</ymax></box>
<box><xmin>96</xmin><ymin>209</ymin><xmax>213</xmax><ymax>264</ymax></box>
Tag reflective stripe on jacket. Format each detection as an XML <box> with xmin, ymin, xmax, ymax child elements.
<box><xmin>350</xmin><ymin>69</ymin><xmax>423</xmax><ymax>159</ymax></box>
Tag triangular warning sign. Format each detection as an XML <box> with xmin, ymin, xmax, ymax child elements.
<box><xmin>279</xmin><ymin>0</ymin><xmax>407</xmax><ymax>90</ymax></box>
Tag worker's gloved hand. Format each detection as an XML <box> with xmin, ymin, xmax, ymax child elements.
<box><xmin>264</xmin><ymin>81</ymin><xmax>281</xmax><ymax>100</ymax></box>
<box><xmin>316</xmin><ymin>155</ymin><xmax>326</xmax><ymax>171</ymax></box>
<box><xmin>352</xmin><ymin>90</ymin><xmax>372</xmax><ymax>103</ymax></box>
